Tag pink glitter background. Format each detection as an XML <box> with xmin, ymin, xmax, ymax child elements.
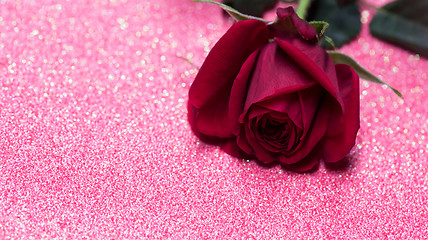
<box><xmin>1</xmin><ymin>0</ymin><xmax>427</xmax><ymax>238</ymax></box>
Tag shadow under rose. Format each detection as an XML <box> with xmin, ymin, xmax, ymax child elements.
<box><xmin>239</xmin><ymin>148</ymin><xmax>360</xmax><ymax>174</ymax></box>
<box><xmin>221</xmin><ymin>139</ymin><xmax>321</xmax><ymax>173</ymax></box>
<box><xmin>324</xmin><ymin>157</ymin><xmax>352</xmax><ymax>171</ymax></box>
<box><xmin>324</xmin><ymin>149</ymin><xmax>360</xmax><ymax>173</ymax></box>
<box><xmin>189</xmin><ymin>103</ymin><xmax>359</xmax><ymax>174</ymax></box>
<box><xmin>239</xmin><ymin>156</ymin><xmax>321</xmax><ymax>174</ymax></box>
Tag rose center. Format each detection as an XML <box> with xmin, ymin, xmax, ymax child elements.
<box><xmin>253</xmin><ymin>115</ymin><xmax>302</xmax><ymax>153</ymax></box>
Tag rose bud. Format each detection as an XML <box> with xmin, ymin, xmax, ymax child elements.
<box><xmin>188</xmin><ymin>7</ymin><xmax>359</xmax><ymax>172</ymax></box>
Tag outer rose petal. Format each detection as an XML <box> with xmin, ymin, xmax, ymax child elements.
<box><xmin>323</xmin><ymin>64</ymin><xmax>360</xmax><ymax>162</ymax></box>
<box><xmin>188</xmin><ymin>102</ymin><xmax>223</xmax><ymax>143</ymax></box>
<box><xmin>196</xmin><ymin>91</ymin><xmax>234</xmax><ymax>138</ymax></box>
<box><xmin>229</xmin><ymin>49</ymin><xmax>261</xmax><ymax>136</ymax></box>
<box><xmin>188</xmin><ymin>20</ymin><xmax>269</xmax><ymax>139</ymax></box>
<box><xmin>189</xmin><ymin>20</ymin><xmax>269</xmax><ymax>109</ymax></box>
<box><xmin>220</xmin><ymin>138</ymin><xmax>253</xmax><ymax>160</ymax></box>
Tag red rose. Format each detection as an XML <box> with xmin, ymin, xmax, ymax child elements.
<box><xmin>188</xmin><ymin>7</ymin><xmax>359</xmax><ymax>172</ymax></box>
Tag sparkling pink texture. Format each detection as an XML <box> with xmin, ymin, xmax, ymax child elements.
<box><xmin>0</xmin><ymin>0</ymin><xmax>427</xmax><ymax>238</ymax></box>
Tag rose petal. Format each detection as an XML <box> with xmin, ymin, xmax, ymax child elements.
<box><xmin>187</xmin><ymin>101</ymin><xmax>224</xmax><ymax>143</ymax></box>
<box><xmin>280</xmin><ymin>97</ymin><xmax>330</xmax><ymax>164</ymax></box>
<box><xmin>189</xmin><ymin>20</ymin><xmax>269</xmax><ymax>109</ymax></box>
<box><xmin>274</xmin><ymin>37</ymin><xmax>343</xmax><ymax>109</ymax></box>
<box><xmin>244</xmin><ymin>104</ymin><xmax>270</xmax><ymax>122</ymax></box>
<box><xmin>285</xmin><ymin>125</ymin><xmax>300</xmax><ymax>151</ymax></box>
<box><xmin>188</xmin><ymin>20</ymin><xmax>269</xmax><ymax>138</ymax></box>
<box><xmin>220</xmin><ymin>138</ymin><xmax>254</xmax><ymax>160</ymax></box>
<box><xmin>243</xmin><ymin>42</ymin><xmax>317</xmax><ymax>115</ymax></box>
<box><xmin>271</xmin><ymin>7</ymin><xmax>318</xmax><ymax>41</ymax></box>
<box><xmin>281</xmin><ymin>145</ymin><xmax>321</xmax><ymax>172</ymax></box>
<box><xmin>294</xmin><ymin>86</ymin><xmax>323</xmax><ymax>145</ymax></box>
<box><xmin>244</xmin><ymin>117</ymin><xmax>278</xmax><ymax>163</ymax></box>
<box><xmin>229</xmin><ymin>49</ymin><xmax>261</xmax><ymax>135</ymax></box>
<box><xmin>256</xmin><ymin>93</ymin><xmax>303</xmax><ymax>129</ymax></box>
<box><xmin>237</xmin><ymin>129</ymin><xmax>254</xmax><ymax>155</ymax></box>
<box><xmin>196</xmin><ymin>91</ymin><xmax>234</xmax><ymax>138</ymax></box>
<box><xmin>323</xmin><ymin>64</ymin><xmax>360</xmax><ymax>163</ymax></box>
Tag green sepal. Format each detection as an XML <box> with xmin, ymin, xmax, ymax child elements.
<box><xmin>309</xmin><ymin>21</ymin><xmax>330</xmax><ymax>39</ymax></box>
<box><xmin>308</xmin><ymin>21</ymin><xmax>336</xmax><ymax>49</ymax></box>
<box><xmin>191</xmin><ymin>0</ymin><xmax>269</xmax><ymax>23</ymax></box>
<box><xmin>328</xmin><ymin>51</ymin><xmax>403</xmax><ymax>98</ymax></box>
<box><xmin>309</xmin><ymin>21</ymin><xmax>329</xmax><ymax>39</ymax></box>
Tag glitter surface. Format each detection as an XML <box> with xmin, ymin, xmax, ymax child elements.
<box><xmin>0</xmin><ymin>0</ymin><xmax>427</xmax><ymax>238</ymax></box>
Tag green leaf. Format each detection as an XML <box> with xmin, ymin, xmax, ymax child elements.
<box><xmin>328</xmin><ymin>51</ymin><xmax>403</xmax><ymax>98</ymax></box>
<box><xmin>309</xmin><ymin>21</ymin><xmax>329</xmax><ymax>38</ymax></box>
<box><xmin>222</xmin><ymin>0</ymin><xmax>278</xmax><ymax>18</ymax></box>
<box><xmin>191</xmin><ymin>0</ymin><xmax>269</xmax><ymax>23</ymax></box>
<box><xmin>307</xmin><ymin>0</ymin><xmax>361</xmax><ymax>49</ymax></box>
<box><xmin>370</xmin><ymin>0</ymin><xmax>428</xmax><ymax>57</ymax></box>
